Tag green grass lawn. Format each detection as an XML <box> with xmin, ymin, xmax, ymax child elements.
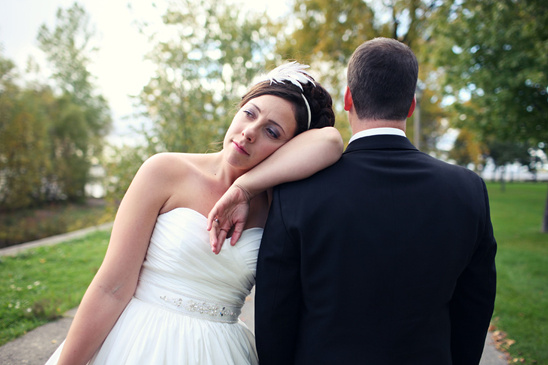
<box><xmin>0</xmin><ymin>230</ymin><xmax>109</xmax><ymax>346</ymax></box>
<box><xmin>1</xmin><ymin>182</ymin><xmax>547</xmax><ymax>364</ymax></box>
<box><xmin>485</xmin><ymin>182</ymin><xmax>548</xmax><ymax>364</ymax></box>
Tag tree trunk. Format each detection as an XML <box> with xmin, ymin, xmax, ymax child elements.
<box><xmin>499</xmin><ymin>166</ymin><xmax>506</xmax><ymax>192</ymax></box>
<box><xmin>543</xmin><ymin>183</ymin><xmax>548</xmax><ymax>233</ymax></box>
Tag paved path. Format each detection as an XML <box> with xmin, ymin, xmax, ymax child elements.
<box><xmin>0</xmin><ymin>226</ymin><xmax>508</xmax><ymax>364</ymax></box>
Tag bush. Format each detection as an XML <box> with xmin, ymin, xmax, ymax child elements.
<box><xmin>0</xmin><ymin>199</ymin><xmax>113</xmax><ymax>248</ymax></box>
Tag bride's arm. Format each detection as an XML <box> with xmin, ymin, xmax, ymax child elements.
<box><xmin>238</xmin><ymin>126</ymin><xmax>343</xmax><ymax>198</ymax></box>
<box><xmin>208</xmin><ymin>126</ymin><xmax>343</xmax><ymax>253</ymax></box>
<box><xmin>56</xmin><ymin>155</ymin><xmax>172</xmax><ymax>365</ymax></box>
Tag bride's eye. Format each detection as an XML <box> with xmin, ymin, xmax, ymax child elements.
<box><xmin>243</xmin><ymin>109</ymin><xmax>255</xmax><ymax>119</ymax></box>
<box><xmin>266</xmin><ymin>127</ymin><xmax>280</xmax><ymax>139</ymax></box>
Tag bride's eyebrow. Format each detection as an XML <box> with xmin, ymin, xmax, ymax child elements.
<box><xmin>249</xmin><ymin>102</ymin><xmax>287</xmax><ymax>135</ymax></box>
<box><xmin>249</xmin><ymin>102</ymin><xmax>260</xmax><ymax>112</ymax></box>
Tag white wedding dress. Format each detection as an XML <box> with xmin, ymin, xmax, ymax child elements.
<box><xmin>46</xmin><ymin>208</ymin><xmax>262</xmax><ymax>364</ymax></box>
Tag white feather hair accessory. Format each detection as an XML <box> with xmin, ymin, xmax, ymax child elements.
<box><xmin>259</xmin><ymin>61</ymin><xmax>316</xmax><ymax>90</ymax></box>
<box><xmin>254</xmin><ymin>62</ymin><xmax>316</xmax><ymax>128</ymax></box>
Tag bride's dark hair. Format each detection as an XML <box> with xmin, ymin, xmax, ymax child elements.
<box><xmin>240</xmin><ymin>77</ymin><xmax>335</xmax><ymax>136</ymax></box>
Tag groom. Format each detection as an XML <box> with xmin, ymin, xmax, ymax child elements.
<box><xmin>254</xmin><ymin>38</ymin><xmax>497</xmax><ymax>364</ymax></box>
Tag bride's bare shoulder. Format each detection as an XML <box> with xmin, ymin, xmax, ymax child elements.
<box><xmin>137</xmin><ymin>152</ymin><xmax>219</xmax><ymax>186</ymax></box>
<box><xmin>142</xmin><ymin>152</ymin><xmax>212</xmax><ymax>171</ymax></box>
<box><xmin>137</xmin><ymin>152</ymin><xmax>219</xmax><ymax>213</ymax></box>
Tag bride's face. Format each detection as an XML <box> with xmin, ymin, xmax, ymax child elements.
<box><xmin>224</xmin><ymin>94</ymin><xmax>297</xmax><ymax>171</ymax></box>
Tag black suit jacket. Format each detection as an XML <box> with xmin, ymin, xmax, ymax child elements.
<box><xmin>255</xmin><ymin>135</ymin><xmax>497</xmax><ymax>365</ymax></box>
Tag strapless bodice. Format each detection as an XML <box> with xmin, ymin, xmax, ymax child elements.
<box><xmin>138</xmin><ymin>208</ymin><xmax>263</xmax><ymax>311</ymax></box>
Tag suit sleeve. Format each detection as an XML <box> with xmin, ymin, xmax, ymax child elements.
<box><xmin>254</xmin><ymin>185</ymin><xmax>302</xmax><ymax>365</ymax></box>
<box><xmin>450</xmin><ymin>179</ymin><xmax>497</xmax><ymax>364</ymax></box>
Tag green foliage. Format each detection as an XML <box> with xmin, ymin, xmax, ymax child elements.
<box><xmin>0</xmin><ymin>230</ymin><xmax>109</xmax><ymax>345</ymax></box>
<box><xmin>48</xmin><ymin>95</ymin><xmax>90</xmax><ymax>201</ymax></box>
<box><xmin>487</xmin><ymin>140</ymin><xmax>531</xmax><ymax>170</ymax></box>
<box><xmin>448</xmin><ymin>128</ymin><xmax>485</xmax><ymax>168</ymax></box>
<box><xmin>278</xmin><ymin>0</ymin><xmax>377</xmax><ymax>65</ymax></box>
<box><xmin>277</xmin><ymin>0</ymin><xmax>376</xmax><ymax>112</ymax></box>
<box><xmin>0</xmin><ymin>3</ymin><xmax>113</xmax><ymax>211</ymax></box>
<box><xmin>276</xmin><ymin>0</ymin><xmax>447</xmax><ymax>153</ymax></box>
<box><xmin>0</xmin><ymin>59</ymin><xmax>54</xmax><ymax>210</ymax></box>
<box><xmin>430</xmin><ymin>0</ymin><xmax>548</xmax><ymax>232</ymax></box>
<box><xmin>37</xmin><ymin>3</ymin><xmax>111</xmax><ymax>136</ymax></box>
<box><xmin>410</xmin><ymin>65</ymin><xmax>448</xmax><ymax>152</ymax></box>
<box><xmin>36</xmin><ymin>2</ymin><xmax>112</xmax><ymax>201</ymax></box>
<box><xmin>433</xmin><ymin>0</ymin><xmax>548</xmax><ymax>145</ymax></box>
<box><xmin>486</xmin><ymin>182</ymin><xmax>548</xmax><ymax>364</ymax></box>
<box><xmin>37</xmin><ymin>4</ymin><xmax>95</xmax><ymax>105</ymax></box>
<box><xmin>102</xmin><ymin>143</ymin><xmax>152</xmax><ymax>210</ymax></box>
<box><xmin>137</xmin><ymin>0</ymin><xmax>277</xmax><ymax>153</ymax></box>
<box><xmin>0</xmin><ymin>200</ymin><xmax>112</xmax><ymax>248</ymax></box>
<box><xmin>278</xmin><ymin>0</ymin><xmax>441</xmax><ymax>63</ymax></box>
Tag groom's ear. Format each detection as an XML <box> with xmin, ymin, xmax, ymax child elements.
<box><xmin>344</xmin><ymin>86</ymin><xmax>353</xmax><ymax>111</ymax></box>
<box><xmin>407</xmin><ymin>95</ymin><xmax>416</xmax><ymax>118</ymax></box>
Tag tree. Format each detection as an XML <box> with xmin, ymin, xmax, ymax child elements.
<box><xmin>275</xmin><ymin>0</ymin><xmax>448</xmax><ymax>153</ymax></box>
<box><xmin>136</xmin><ymin>0</ymin><xmax>277</xmax><ymax>154</ymax></box>
<box><xmin>433</xmin><ymin>0</ymin><xmax>548</xmax><ymax>230</ymax></box>
<box><xmin>448</xmin><ymin>128</ymin><xmax>485</xmax><ymax>169</ymax></box>
<box><xmin>0</xmin><ymin>51</ymin><xmax>52</xmax><ymax>210</ymax></box>
<box><xmin>485</xmin><ymin>140</ymin><xmax>531</xmax><ymax>191</ymax></box>
<box><xmin>37</xmin><ymin>2</ymin><xmax>111</xmax><ymax>201</ymax></box>
<box><xmin>433</xmin><ymin>0</ymin><xmax>547</xmax><ymax>144</ymax></box>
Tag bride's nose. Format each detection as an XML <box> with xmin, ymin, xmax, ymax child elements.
<box><xmin>241</xmin><ymin>125</ymin><xmax>256</xmax><ymax>142</ymax></box>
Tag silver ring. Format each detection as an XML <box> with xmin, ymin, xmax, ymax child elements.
<box><xmin>214</xmin><ymin>218</ymin><xmax>219</xmax><ymax>223</ymax></box>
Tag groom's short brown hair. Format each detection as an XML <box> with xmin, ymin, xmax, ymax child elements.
<box><xmin>347</xmin><ymin>37</ymin><xmax>418</xmax><ymax>121</ymax></box>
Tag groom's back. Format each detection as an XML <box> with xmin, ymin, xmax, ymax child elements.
<box><xmin>256</xmin><ymin>136</ymin><xmax>496</xmax><ymax>365</ymax></box>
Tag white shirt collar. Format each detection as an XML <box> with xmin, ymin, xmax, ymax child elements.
<box><xmin>348</xmin><ymin>128</ymin><xmax>406</xmax><ymax>144</ymax></box>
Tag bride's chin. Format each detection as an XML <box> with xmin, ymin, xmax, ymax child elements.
<box><xmin>223</xmin><ymin>153</ymin><xmax>247</xmax><ymax>170</ymax></box>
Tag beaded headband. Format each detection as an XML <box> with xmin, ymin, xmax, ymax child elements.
<box><xmin>254</xmin><ymin>62</ymin><xmax>316</xmax><ymax>129</ymax></box>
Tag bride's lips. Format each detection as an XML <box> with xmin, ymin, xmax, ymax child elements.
<box><xmin>232</xmin><ymin>141</ymin><xmax>249</xmax><ymax>155</ymax></box>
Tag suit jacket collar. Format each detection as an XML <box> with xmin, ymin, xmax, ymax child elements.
<box><xmin>344</xmin><ymin>135</ymin><xmax>419</xmax><ymax>155</ymax></box>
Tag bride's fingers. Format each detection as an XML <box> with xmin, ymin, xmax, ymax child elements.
<box><xmin>209</xmin><ymin>216</ymin><xmax>230</xmax><ymax>254</ymax></box>
<box><xmin>209</xmin><ymin>220</ymin><xmax>220</xmax><ymax>250</ymax></box>
<box><xmin>207</xmin><ymin>209</ymin><xmax>219</xmax><ymax>231</ymax></box>
<box><xmin>230</xmin><ymin>221</ymin><xmax>246</xmax><ymax>246</ymax></box>
<box><xmin>209</xmin><ymin>217</ymin><xmax>226</xmax><ymax>249</ymax></box>
<box><xmin>213</xmin><ymin>229</ymin><xmax>228</xmax><ymax>254</ymax></box>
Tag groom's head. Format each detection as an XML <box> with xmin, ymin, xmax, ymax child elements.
<box><xmin>347</xmin><ymin>37</ymin><xmax>418</xmax><ymax>122</ymax></box>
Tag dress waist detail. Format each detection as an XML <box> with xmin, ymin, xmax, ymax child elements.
<box><xmin>134</xmin><ymin>279</ymin><xmax>241</xmax><ymax>323</ymax></box>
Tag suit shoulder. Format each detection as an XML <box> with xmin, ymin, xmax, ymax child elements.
<box><xmin>427</xmin><ymin>154</ymin><xmax>483</xmax><ymax>179</ymax></box>
<box><xmin>280</xmin><ymin>155</ymin><xmax>345</xmax><ymax>188</ymax></box>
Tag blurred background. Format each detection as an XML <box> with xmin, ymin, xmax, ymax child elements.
<box><xmin>0</xmin><ymin>0</ymin><xmax>546</xmax><ymax>242</ymax></box>
<box><xmin>0</xmin><ymin>1</ymin><xmax>547</xmax><ymax>363</ymax></box>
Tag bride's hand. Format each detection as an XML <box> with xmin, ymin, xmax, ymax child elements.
<box><xmin>207</xmin><ymin>184</ymin><xmax>252</xmax><ymax>254</ymax></box>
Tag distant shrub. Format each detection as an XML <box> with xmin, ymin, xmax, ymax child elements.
<box><xmin>0</xmin><ymin>200</ymin><xmax>113</xmax><ymax>248</ymax></box>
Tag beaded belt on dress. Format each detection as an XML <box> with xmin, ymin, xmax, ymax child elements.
<box><xmin>158</xmin><ymin>294</ymin><xmax>240</xmax><ymax>323</ymax></box>
<box><xmin>134</xmin><ymin>279</ymin><xmax>241</xmax><ymax>323</ymax></box>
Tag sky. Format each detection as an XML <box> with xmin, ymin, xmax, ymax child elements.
<box><xmin>0</xmin><ymin>0</ymin><xmax>289</xmax><ymax>141</ymax></box>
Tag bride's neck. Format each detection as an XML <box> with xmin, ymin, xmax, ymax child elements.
<box><xmin>208</xmin><ymin>151</ymin><xmax>248</xmax><ymax>187</ymax></box>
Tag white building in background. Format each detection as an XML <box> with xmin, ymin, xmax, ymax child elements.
<box><xmin>85</xmin><ymin>164</ymin><xmax>106</xmax><ymax>198</ymax></box>
<box><xmin>480</xmin><ymin>160</ymin><xmax>548</xmax><ymax>182</ymax></box>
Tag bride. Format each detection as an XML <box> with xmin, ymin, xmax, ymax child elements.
<box><xmin>45</xmin><ymin>62</ymin><xmax>343</xmax><ymax>365</ymax></box>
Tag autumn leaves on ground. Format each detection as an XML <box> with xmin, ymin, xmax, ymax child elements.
<box><xmin>486</xmin><ymin>183</ymin><xmax>548</xmax><ymax>364</ymax></box>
